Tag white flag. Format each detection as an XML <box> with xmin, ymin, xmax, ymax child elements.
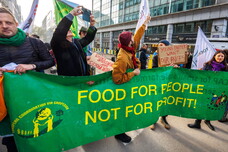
<box><xmin>191</xmin><ymin>27</ymin><xmax>216</xmax><ymax>70</ymax></box>
<box><xmin>18</xmin><ymin>0</ymin><xmax>39</xmax><ymax>33</ymax></box>
<box><xmin>135</xmin><ymin>0</ymin><xmax>150</xmax><ymax>32</ymax></box>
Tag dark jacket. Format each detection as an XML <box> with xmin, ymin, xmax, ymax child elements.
<box><xmin>0</xmin><ymin>37</ymin><xmax>54</xmax><ymax>70</ymax></box>
<box><xmin>152</xmin><ymin>55</ymin><xmax>158</xmax><ymax>68</ymax></box>
<box><xmin>203</xmin><ymin>63</ymin><xmax>228</xmax><ymax>71</ymax></box>
<box><xmin>185</xmin><ymin>55</ymin><xmax>193</xmax><ymax>69</ymax></box>
<box><xmin>202</xmin><ymin>64</ymin><xmax>213</xmax><ymax>71</ymax></box>
<box><xmin>139</xmin><ymin>48</ymin><xmax>147</xmax><ymax>69</ymax></box>
<box><xmin>51</xmin><ymin>16</ymin><xmax>97</xmax><ymax>76</ymax></box>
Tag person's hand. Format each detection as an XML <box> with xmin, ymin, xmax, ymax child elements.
<box><xmin>86</xmin><ymin>81</ymin><xmax>95</xmax><ymax>85</ymax></box>
<box><xmin>0</xmin><ymin>67</ymin><xmax>6</xmax><ymax>76</ymax></box>
<box><xmin>70</xmin><ymin>6</ymin><xmax>83</xmax><ymax>16</ymax></box>
<box><xmin>144</xmin><ymin>16</ymin><xmax>151</xmax><ymax>25</ymax></box>
<box><xmin>169</xmin><ymin>63</ymin><xmax>180</xmax><ymax>68</ymax></box>
<box><xmin>133</xmin><ymin>68</ymin><xmax>140</xmax><ymax>76</ymax></box>
<box><xmin>90</xmin><ymin>15</ymin><xmax>96</xmax><ymax>26</ymax></box>
<box><xmin>86</xmin><ymin>56</ymin><xmax>91</xmax><ymax>61</ymax></box>
<box><xmin>14</xmin><ymin>64</ymin><xmax>35</xmax><ymax>75</ymax></box>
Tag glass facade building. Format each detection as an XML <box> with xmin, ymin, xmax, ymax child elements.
<box><xmin>0</xmin><ymin>0</ymin><xmax>22</xmax><ymax>23</ymax></box>
<box><xmin>93</xmin><ymin>0</ymin><xmax>228</xmax><ymax>50</ymax></box>
<box><xmin>94</xmin><ymin>0</ymin><xmax>216</xmax><ymax>27</ymax></box>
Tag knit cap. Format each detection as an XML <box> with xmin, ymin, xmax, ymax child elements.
<box><xmin>159</xmin><ymin>39</ymin><xmax>170</xmax><ymax>46</ymax></box>
<box><xmin>118</xmin><ymin>31</ymin><xmax>132</xmax><ymax>46</ymax></box>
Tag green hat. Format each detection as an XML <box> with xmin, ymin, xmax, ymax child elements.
<box><xmin>79</xmin><ymin>26</ymin><xmax>88</xmax><ymax>32</ymax></box>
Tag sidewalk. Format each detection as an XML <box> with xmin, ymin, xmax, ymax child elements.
<box><xmin>1</xmin><ymin>116</ymin><xmax>227</xmax><ymax>152</ymax></box>
<box><xmin>65</xmin><ymin>116</ymin><xmax>228</xmax><ymax>152</ymax></box>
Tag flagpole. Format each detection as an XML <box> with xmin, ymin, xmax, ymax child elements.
<box><xmin>92</xmin><ymin>0</ymin><xmax>94</xmax><ymax>14</ymax></box>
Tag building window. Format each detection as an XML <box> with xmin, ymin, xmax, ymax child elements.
<box><xmin>205</xmin><ymin>20</ymin><xmax>213</xmax><ymax>33</ymax></box>
<box><xmin>125</xmin><ymin>1</ymin><xmax>130</xmax><ymax>7</ymax></box>
<box><xmin>119</xmin><ymin>17</ymin><xmax>123</xmax><ymax>23</ymax></box>
<box><xmin>176</xmin><ymin>24</ymin><xmax>185</xmax><ymax>33</ymax></box>
<box><xmin>226</xmin><ymin>20</ymin><xmax>228</xmax><ymax>37</ymax></box>
<box><xmin>201</xmin><ymin>0</ymin><xmax>216</xmax><ymax>7</ymax></box>
<box><xmin>151</xmin><ymin>7</ymin><xmax>157</xmax><ymax>16</ymax></box>
<box><xmin>163</xmin><ymin>4</ymin><xmax>169</xmax><ymax>14</ymax></box>
<box><xmin>126</xmin><ymin>8</ymin><xmax>130</xmax><ymax>14</ymax></box>
<box><xmin>161</xmin><ymin>0</ymin><xmax>168</xmax><ymax>4</ymax></box>
<box><xmin>193</xmin><ymin>0</ymin><xmax>199</xmax><ymax>8</ymax></box>
<box><xmin>133</xmin><ymin>0</ymin><xmax>139</xmax><ymax>5</ymax></box>
<box><xmin>185</xmin><ymin>23</ymin><xmax>194</xmax><ymax>33</ymax></box>
<box><xmin>119</xmin><ymin>2</ymin><xmax>124</xmax><ymax>10</ymax></box>
<box><xmin>173</xmin><ymin>20</ymin><xmax>213</xmax><ymax>34</ymax></box>
<box><xmin>154</xmin><ymin>0</ymin><xmax>160</xmax><ymax>6</ymax></box>
<box><xmin>177</xmin><ymin>0</ymin><xmax>184</xmax><ymax>12</ymax></box>
<box><xmin>145</xmin><ymin>27</ymin><xmax>153</xmax><ymax>35</ymax></box>
<box><xmin>145</xmin><ymin>25</ymin><xmax>167</xmax><ymax>36</ymax></box>
<box><xmin>171</xmin><ymin>2</ymin><xmax>177</xmax><ymax>12</ymax></box>
<box><xmin>186</xmin><ymin>0</ymin><xmax>193</xmax><ymax>10</ymax></box>
<box><xmin>172</xmin><ymin>0</ymin><xmax>200</xmax><ymax>13</ymax></box>
<box><xmin>125</xmin><ymin>15</ymin><xmax>129</xmax><ymax>22</ymax></box>
<box><xmin>103</xmin><ymin>32</ymin><xmax>110</xmax><ymax>38</ymax></box>
<box><xmin>130</xmin><ymin>0</ymin><xmax>133</xmax><ymax>6</ymax></box>
<box><xmin>157</xmin><ymin>7</ymin><xmax>163</xmax><ymax>15</ymax></box>
<box><xmin>119</xmin><ymin>10</ymin><xmax>123</xmax><ymax>15</ymax></box>
<box><xmin>152</xmin><ymin>26</ymin><xmax>158</xmax><ymax>34</ymax></box>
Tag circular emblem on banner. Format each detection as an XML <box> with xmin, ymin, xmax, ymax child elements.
<box><xmin>12</xmin><ymin>101</ymin><xmax>69</xmax><ymax>138</ymax></box>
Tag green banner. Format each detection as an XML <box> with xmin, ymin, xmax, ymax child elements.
<box><xmin>1</xmin><ymin>67</ymin><xmax>227</xmax><ymax>152</ymax></box>
<box><xmin>53</xmin><ymin>0</ymin><xmax>79</xmax><ymax>38</ymax></box>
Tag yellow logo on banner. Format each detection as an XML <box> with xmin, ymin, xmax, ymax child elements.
<box><xmin>33</xmin><ymin>108</ymin><xmax>54</xmax><ymax>138</ymax></box>
<box><xmin>12</xmin><ymin>101</ymin><xmax>69</xmax><ymax>138</ymax></box>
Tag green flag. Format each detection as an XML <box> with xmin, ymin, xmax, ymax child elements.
<box><xmin>53</xmin><ymin>0</ymin><xmax>79</xmax><ymax>38</ymax></box>
<box><xmin>1</xmin><ymin>67</ymin><xmax>227</xmax><ymax>152</ymax></box>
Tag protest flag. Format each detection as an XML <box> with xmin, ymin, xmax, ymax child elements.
<box><xmin>18</xmin><ymin>0</ymin><xmax>39</xmax><ymax>33</ymax></box>
<box><xmin>135</xmin><ymin>0</ymin><xmax>150</xmax><ymax>32</ymax></box>
<box><xmin>53</xmin><ymin>0</ymin><xmax>79</xmax><ymax>38</ymax></box>
<box><xmin>191</xmin><ymin>27</ymin><xmax>216</xmax><ymax>69</ymax></box>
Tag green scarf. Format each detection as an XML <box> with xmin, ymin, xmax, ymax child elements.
<box><xmin>83</xmin><ymin>46</ymin><xmax>88</xmax><ymax>53</ymax></box>
<box><xmin>0</xmin><ymin>28</ymin><xmax>26</xmax><ymax>46</ymax></box>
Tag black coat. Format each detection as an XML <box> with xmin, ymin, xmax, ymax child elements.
<box><xmin>0</xmin><ymin>37</ymin><xmax>54</xmax><ymax>70</ymax></box>
<box><xmin>203</xmin><ymin>63</ymin><xmax>228</xmax><ymax>71</ymax></box>
<box><xmin>152</xmin><ymin>55</ymin><xmax>158</xmax><ymax>68</ymax></box>
<box><xmin>139</xmin><ymin>48</ymin><xmax>147</xmax><ymax>69</ymax></box>
<box><xmin>51</xmin><ymin>16</ymin><xmax>97</xmax><ymax>76</ymax></box>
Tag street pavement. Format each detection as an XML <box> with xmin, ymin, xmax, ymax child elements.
<box><xmin>1</xmin><ymin>116</ymin><xmax>227</xmax><ymax>152</ymax></box>
<box><xmin>64</xmin><ymin>116</ymin><xmax>228</xmax><ymax>152</ymax></box>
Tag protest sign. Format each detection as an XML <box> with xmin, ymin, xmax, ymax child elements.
<box><xmin>158</xmin><ymin>44</ymin><xmax>188</xmax><ymax>67</ymax></box>
<box><xmin>88</xmin><ymin>53</ymin><xmax>114</xmax><ymax>74</ymax></box>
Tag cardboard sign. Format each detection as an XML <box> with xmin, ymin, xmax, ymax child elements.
<box><xmin>88</xmin><ymin>53</ymin><xmax>114</xmax><ymax>74</ymax></box>
<box><xmin>158</xmin><ymin>44</ymin><xmax>188</xmax><ymax>67</ymax></box>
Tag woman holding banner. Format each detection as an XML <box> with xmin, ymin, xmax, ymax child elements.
<box><xmin>188</xmin><ymin>50</ymin><xmax>228</xmax><ymax>131</ymax></box>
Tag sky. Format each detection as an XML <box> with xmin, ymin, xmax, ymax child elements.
<box><xmin>17</xmin><ymin>0</ymin><xmax>92</xmax><ymax>26</ymax></box>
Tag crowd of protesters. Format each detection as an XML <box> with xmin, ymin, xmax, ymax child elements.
<box><xmin>0</xmin><ymin>5</ymin><xmax>227</xmax><ymax>152</ymax></box>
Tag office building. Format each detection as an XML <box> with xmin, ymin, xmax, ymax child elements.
<box><xmin>92</xmin><ymin>0</ymin><xmax>228</xmax><ymax>50</ymax></box>
<box><xmin>0</xmin><ymin>0</ymin><xmax>22</xmax><ymax>23</ymax></box>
